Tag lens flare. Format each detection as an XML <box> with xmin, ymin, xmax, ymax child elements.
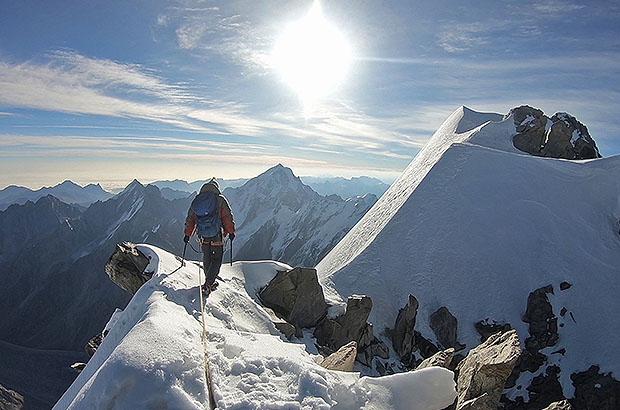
<box><xmin>273</xmin><ymin>1</ymin><xmax>352</xmax><ymax>105</ymax></box>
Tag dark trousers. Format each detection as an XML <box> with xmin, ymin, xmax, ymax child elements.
<box><xmin>201</xmin><ymin>240</ymin><xmax>223</xmax><ymax>286</ymax></box>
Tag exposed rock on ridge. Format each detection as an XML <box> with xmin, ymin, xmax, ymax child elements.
<box><xmin>104</xmin><ymin>242</ymin><xmax>152</xmax><ymax>295</ymax></box>
<box><xmin>258</xmin><ymin>267</ymin><xmax>328</xmax><ymax>329</ymax></box>
<box><xmin>507</xmin><ymin>105</ymin><xmax>601</xmax><ymax>159</ymax></box>
<box><xmin>455</xmin><ymin>329</ymin><xmax>521</xmax><ymax>410</ymax></box>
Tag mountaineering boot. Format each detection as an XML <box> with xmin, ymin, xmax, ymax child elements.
<box><xmin>202</xmin><ymin>281</ymin><xmax>219</xmax><ymax>296</ymax></box>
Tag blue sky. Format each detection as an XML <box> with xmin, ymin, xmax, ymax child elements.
<box><xmin>1</xmin><ymin>0</ymin><xmax>619</xmax><ymax>190</ymax></box>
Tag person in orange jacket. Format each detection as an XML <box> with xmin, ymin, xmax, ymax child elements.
<box><xmin>184</xmin><ymin>178</ymin><xmax>235</xmax><ymax>293</ymax></box>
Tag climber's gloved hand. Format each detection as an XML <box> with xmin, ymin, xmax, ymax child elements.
<box><xmin>183</xmin><ymin>235</ymin><xmax>190</xmax><ymax>243</ymax></box>
<box><xmin>229</xmin><ymin>233</ymin><xmax>235</xmax><ymax>241</ymax></box>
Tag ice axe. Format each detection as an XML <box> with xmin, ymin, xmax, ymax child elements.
<box><xmin>230</xmin><ymin>236</ymin><xmax>233</xmax><ymax>266</ymax></box>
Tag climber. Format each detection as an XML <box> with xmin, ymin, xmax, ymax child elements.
<box><xmin>184</xmin><ymin>178</ymin><xmax>235</xmax><ymax>293</ymax></box>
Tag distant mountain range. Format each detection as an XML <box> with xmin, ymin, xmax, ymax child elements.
<box><xmin>151</xmin><ymin>172</ymin><xmax>389</xmax><ymax>201</ymax></box>
<box><xmin>0</xmin><ymin>165</ymin><xmax>377</xmax><ymax>407</ymax></box>
<box><xmin>299</xmin><ymin>175</ymin><xmax>389</xmax><ymax>199</ymax></box>
<box><xmin>0</xmin><ymin>180</ymin><xmax>112</xmax><ymax>211</ymax></box>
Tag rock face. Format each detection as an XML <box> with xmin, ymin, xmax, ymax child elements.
<box><xmin>570</xmin><ymin>365</ymin><xmax>620</xmax><ymax>410</ymax></box>
<box><xmin>455</xmin><ymin>329</ymin><xmax>521</xmax><ymax>410</ymax></box>
<box><xmin>320</xmin><ymin>341</ymin><xmax>357</xmax><ymax>372</ymax></box>
<box><xmin>393</xmin><ymin>294</ymin><xmax>419</xmax><ymax>360</ymax></box>
<box><xmin>430</xmin><ymin>306</ymin><xmax>465</xmax><ymax>351</ymax></box>
<box><xmin>314</xmin><ymin>295</ymin><xmax>372</xmax><ymax>353</ymax></box>
<box><xmin>0</xmin><ymin>384</ymin><xmax>24</xmax><ymax>410</ymax></box>
<box><xmin>225</xmin><ymin>164</ymin><xmax>377</xmax><ymax>267</ymax></box>
<box><xmin>542</xmin><ymin>400</ymin><xmax>572</xmax><ymax>410</ymax></box>
<box><xmin>416</xmin><ymin>348</ymin><xmax>455</xmax><ymax>371</ymax></box>
<box><xmin>85</xmin><ymin>332</ymin><xmax>105</xmax><ymax>357</ymax></box>
<box><xmin>507</xmin><ymin>105</ymin><xmax>601</xmax><ymax>160</ymax></box>
<box><xmin>475</xmin><ymin>319</ymin><xmax>512</xmax><ymax>343</ymax></box>
<box><xmin>258</xmin><ymin>267</ymin><xmax>328</xmax><ymax>329</ymax></box>
<box><xmin>104</xmin><ymin>242</ymin><xmax>152</xmax><ymax>295</ymax></box>
<box><xmin>262</xmin><ymin>307</ymin><xmax>297</xmax><ymax>340</ymax></box>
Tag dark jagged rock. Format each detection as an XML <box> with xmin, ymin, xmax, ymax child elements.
<box><xmin>455</xmin><ymin>329</ymin><xmax>520</xmax><ymax>410</ymax></box>
<box><xmin>475</xmin><ymin>319</ymin><xmax>512</xmax><ymax>343</ymax></box>
<box><xmin>526</xmin><ymin>365</ymin><xmax>565</xmax><ymax>410</ymax></box>
<box><xmin>314</xmin><ymin>295</ymin><xmax>372</xmax><ymax>354</ymax></box>
<box><xmin>393</xmin><ymin>294</ymin><xmax>419</xmax><ymax>360</ymax></box>
<box><xmin>104</xmin><ymin>242</ymin><xmax>152</xmax><ymax>295</ymax></box>
<box><xmin>258</xmin><ymin>267</ymin><xmax>328</xmax><ymax>329</ymax></box>
<box><xmin>357</xmin><ymin>338</ymin><xmax>390</xmax><ymax>367</ymax></box>
<box><xmin>506</xmin><ymin>106</ymin><xmax>601</xmax><ymax>160</ymax></box>
<box><xmin>523</xmin><ymin>285</ymin><xmax>558</xmax><ymax>357</ymax></box>
<box><xmin>430</xmin><ymin>306</ymin><xmax>465</xmax><ymax>351</ymax></box>
<box><xmin>414</xmin><ymin>330</ymin><xmax>439</xmax><ymax>360</ymax></box>
<box><xmin>262</xmin><ymin>307</ymin><xmax>297</xmax><ymax>340</ymax></box>
<box><xmin>570</xmin><ymin>365</ymin><xmax>620</xmax><ymax>410</ymax></box>
<box><xmin>559</xmin><ymin>282</ymin><xmax>572</xmax><ymax>291</ymax></box>
<box><xmin>85</xmin><ymin>332</ymin><xmax>104</xmax><ymax>357</ymax></box>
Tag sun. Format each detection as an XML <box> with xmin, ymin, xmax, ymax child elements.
<box><xmin>273</xmin><ymin>1</ymin><xmax>352</xmax><ymax>105</ymax></box>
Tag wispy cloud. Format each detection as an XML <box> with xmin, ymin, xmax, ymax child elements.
<box><xmin>533</xmin><ymin>1</ymin><xmax>586</xmax><ymax>14</ymax></box>
<box><xmin>437</xmin><ymin>22</ymin><xmax>493</xmax><ymax>53</ymax></box>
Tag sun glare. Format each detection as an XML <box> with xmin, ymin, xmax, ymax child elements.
<box><xmin>273</xmin><ymin>1</ymin><xmax>352</xmax><ymax>105</ymax></box>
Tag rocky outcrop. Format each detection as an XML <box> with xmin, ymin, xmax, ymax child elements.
<box><xmin>430</xmin><ymin>306</ymin><xmax>465</xmax><ymax>351</ymax></box>
<box><xmin>507</xmin><ymin>105</ymin><xmax>601</xmax><ymax>160</ymax></box>
<box><xmin>455</xmin><ymin>329</ymin><xmax>520</xmax><ymax>410</ymax></box>
<box><xmin>85</xmin><ymin>332</ymin><xmax>105</xmax><ymax>357</ymax></box>
<box><xmin>416</xmin><ymin>348</ymin><xmax>455</xmax><ymax>370</ymax></box>
<box><xmin>0</xmin><ymin>384</ymin><xmax>23</xmax><ymax>410</ymax></box>
<box><xmin>320</xmin><ymin>341</ymin><xmax>357</xmax><ymax>372</ymax></box>
<box><xmin>71</xmin><ymin>362</ymin><xmax>87</xmax><ymax>373</ymax></box>
<box><xmin>263</xmin><ymin>307</ymin><xmax>297</xmax><ymax>340</ymax></box>
<box><xmin>525</xmin><ymin>365</ymin><xmax>565</xmax><ymax>409</ymax></box>
<box><xmin>570</xmin><ymin>365</ymin><xmax>620</xmax><ymax>410</ymax></box>
<box><xmin>523</xmin><ymin>285</ymin><xmax>558</xmax><ymax>353</ymax></box>
<box><xmin>542</xmin><ymin>400</ymin><xmax>572</xmax><ymax>410</ymax></box>
<box><xmin>357</xmin><ymin>334</ymin><xmax>390</xmax><ymax>367</ymax></box>
<box><xmin>258</xmin><ymin>267</ymin><xmax>328</xmax><ymax>329</ymax></box>
<box><xmin>393</xmin><ymin>294</ymin><xmax>419</xmax><ymax>360</ymax></box>
<box><xmin>475</xmin><ymin>319</ymin><xmax>512</xmax><ymax>343</ymax></box>
<box><xmin>314</xmin><ymin>295</ymin><xmax>372</xmax><ymax>353</ymax></box>
<box><xmin>104</xmin><ymin>242</ymin><xmax>152</xmax><ymax>295</ymax></box>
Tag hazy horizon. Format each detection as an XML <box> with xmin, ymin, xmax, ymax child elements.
<box><xmin>2</xmin><ymin>0</ymin><xmax>619</xmax><ymax>188</ymax></box>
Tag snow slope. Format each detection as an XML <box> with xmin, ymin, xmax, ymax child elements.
<box><xmin>55</xmin><ymin>245</ymin><xmax>456</xmax><ymax>409</ymax></box>
<box><xmin>223</xmin><ymin>164</ymin><xmax>376</xmax><ymax>267</ymax></box>
<box><xmin>317</xmin><ymin>106</ymin><xmax>620</xmax><ymax>395</ymax></box>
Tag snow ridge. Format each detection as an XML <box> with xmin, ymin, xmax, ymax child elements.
<box><xmin>55</xmin><ymin>245</ymin><xmax>456</xmax><ymax>409</ymax></box>
<box><xmin>316</xmin><ymin>105</ymin><xmax>620</xmax><ymax>399</ymax></box>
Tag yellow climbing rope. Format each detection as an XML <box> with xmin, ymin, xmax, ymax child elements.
<box><xmin>198</xmin><ymin>265</ymin><xmax>217</xmax><ymax>409</ymax></box>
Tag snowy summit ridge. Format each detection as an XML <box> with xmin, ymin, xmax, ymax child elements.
<box><xmin>55</xmin><ymin>245</ymin><xmax>456</xmax><ymax>409</ymax></box>
<box><xmin>317</xmin><ymin>105</ymin><xmax>620</xmax><ymax>403</ymax></box>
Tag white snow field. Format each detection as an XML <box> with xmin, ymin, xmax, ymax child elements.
<box><xmin>55</xmin><ymin>244</ymin><xmax>456</xmax><ymax>409</ymax></box>
<box><xmin>317</xmin><ymin>106</ymin><xmax>620</xmax><ymax>397</ymax></box>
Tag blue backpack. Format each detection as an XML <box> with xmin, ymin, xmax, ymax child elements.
<box><xmin>191</xmin><ymin>191</ymin><xmax>221</xmax><ymax>238</ymax></box>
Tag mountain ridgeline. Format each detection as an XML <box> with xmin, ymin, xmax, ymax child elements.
<box><xmin>0</xmin><ymin>166</ymin><xmax>375</xmax><ymax>351</ymax></box>
<box><xmin>0</xmin><ymin>180</ymin><xmax>112</xmax><ymax>211</ymax></box>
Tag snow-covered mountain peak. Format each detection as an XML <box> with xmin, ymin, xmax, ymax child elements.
<box><xmin>237</xmin><ymin>164</ymin><xmax>317</xmax><ymax>203</ymax></box>
<box><xmin>317</xmin><ymin>105</ymin><xmax>620</xmax><ymax>403</ymax></box>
